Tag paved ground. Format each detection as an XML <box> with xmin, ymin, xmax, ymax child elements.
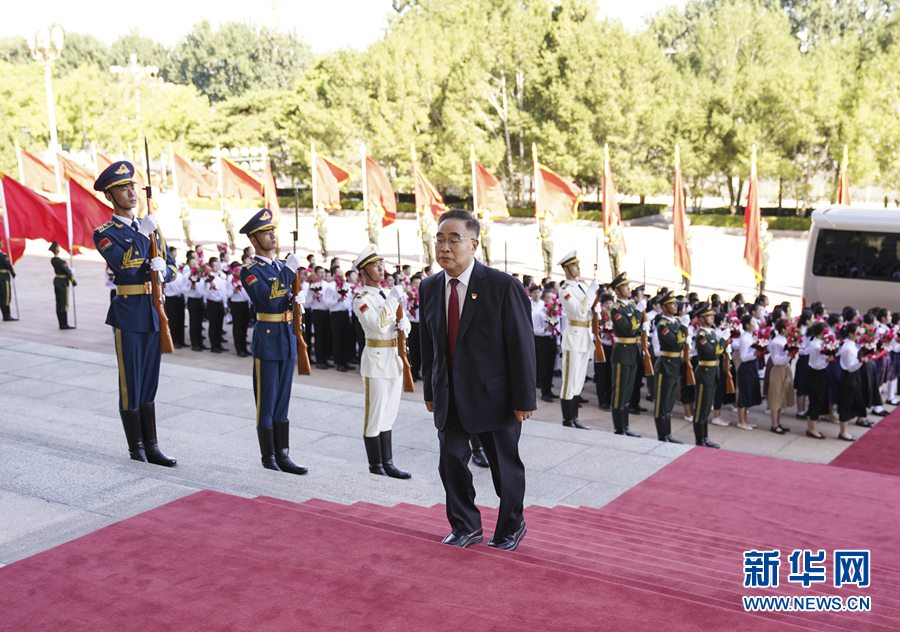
<box><xmin>2</xmin><ymin>213</ymin><xmax>883</xmax><ymax>567</ymax></box>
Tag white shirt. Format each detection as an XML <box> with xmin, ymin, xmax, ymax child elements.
<box><xmin>739</xmin><ymin>330</ymin><xmax>756</xmax><ymax>363</ymax></box>
<box><xmin>203</xmin><ymin>271</ymin><xmax>231</xmax><ymax>303</ymax></box>
<box><xmin>531</xmin><ymin>298</ymin><xmax>550</xmax><ymax>336</ymax></box>
<box><xmin>839</xmin><ymin>339</ymin><xmax>862</xmax><ymax>373</ymax></box>
<box><xmin>770</xmin><ymin>334</ymin><xmax>791</xmax><ymax>366</ymax></box>
<box><xmin>444</xmin><ymin>257</ymin><xmax>475</xmax><ymax>321</ymax></box>
<box><xmin>808</xmin><ymin>338</ymin><xmax>828</xmax><ymax>371</ymax></box>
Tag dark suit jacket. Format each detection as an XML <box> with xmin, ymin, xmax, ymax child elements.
<box><xmin>419</xmin><ymin>260</ymin><xmax>537</xmax><ymax>432</ymax></box>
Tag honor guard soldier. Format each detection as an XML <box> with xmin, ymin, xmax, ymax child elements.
<box><xmin>691</xmin><ymin>302</ymin><xmax>722</xmax><ymax>448</ymax></box>
<box><xmin>351</xmin><ymin>245</ymin><xmax>412</xmax><ymax>479</ymax></box>
<box><xmin>92</xmin><ymin>161</ymin><xmax>177</xmax><ymax>466</ymax></box>
<box><xmin>609</xmin><ymin>272</ymin><xmax>641</xmax><ymax>437</ymax></box>
<box><xmin>557</xmin><ymin>251</ymin><xmax>595</xmax><ymax>429</ymax></box>
<box><xmin>48</xmin><ymin>241</ymin><xmax>77</xmax><ymax>329</ymax></box>
<box><xmin>239</xmin><ymin>209</ymin><xmax>308</xmax><ymax>474</ymax></box>
<box><xmin>0</xmin><ymin>244</ymin><xmax>16</xmax><ymax>321</ymax></box>
<box><xmin>652</xmin><ymin>290</ymin><xmax>685</xmax><ymax>443</ymax></box>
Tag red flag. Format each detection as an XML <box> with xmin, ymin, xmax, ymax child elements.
<box><xmin>66</xmin><ymin>178</ymin><xmax>113</xmax><ymax>251</ymax></box>
<box><xmin>836</xmin><ymin>144</ymin><xmax>851</xmax><ymax>205</ymax></box>
<box><xmin>535</xmin><ymin>162</ymin><xmax>581</xmax><ymax>223</ymax></box>
<box><xmin>173</xmin><ymin>152</ymin><xmax>217</xmax><ymax>199</ymax></box>
<box><xmin>20</xmin><ymin>150</ymin><xmax>58</xmax><ymax>194</ymax></box>
<box><xmin>672</xmin><ymin>145</ymin><xmax>691</xmax><ymax>280</ymax></box>
<box><xmin>473</xmin><ymin>162</ymin><xmax>508</xmax><ymax>219</ymax></box>
<box><xmin>0</xmin><ymin>175</ymin><xmax>68</xmax><ymax>248</ymax></box>
<box><xmin>96</xmin><ymin>151</ymin><xmax>114</xmax><ymax>174</ymax></box>
<box><xmin>5</xmin><ymin>239</ymin><xmax>26</xmax><ymax>263</ymax></box>
<box><xmin>57</xmin><ymin>153</ymin><xmax>96</xmax><ymax>194</ymax></box>
<box><xmin>263</xmin><ymin>160</ymin><xmax>281</xmax><ymax>216</ymax></box>
<box><xmin>314</xmin><ymin>155</ymin><xmax>350</xmax><ymax>210</ymax></box>
<box><xmin>743</xmin><ymin>146</ymin><xmax>762</xmax><ymax>281</ymax></box>
<box><xmin>414</xmin><ymin>167</ymin><xmax>447</xmax><ymax>220</ymax></box>
<box><xmin>365</xmin><ymin>157</ymin><xmax>397</xmax><ymax>227</ymax></box>
<box><xmin>220</xmin><ymin>158</ymin><xmax>264</xmax><ymax>200</ymax></box>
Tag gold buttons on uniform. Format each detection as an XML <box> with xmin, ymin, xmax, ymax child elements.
<box><xmin>266</xmin><ymin>329</ymin><xmax>271</xmax><ymax>334</ymax></box>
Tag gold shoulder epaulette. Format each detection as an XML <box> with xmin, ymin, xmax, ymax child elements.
<box><xmin>95</xmin><ymin>220</ymin><xmax>115</xmax><ymax>233</ymax></box>
<box><xmin>242</xmin><ymin>261</ymin><xmax>255</xmax><ymax>269</ymax></box>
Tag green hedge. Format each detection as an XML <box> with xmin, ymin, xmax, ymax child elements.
<box><xmin>506</xmin><ymin>203</ymin><xmax>665</xmax><ymax>221</ymax></box>
<box><xmin>689</xmin><ymin>214</ymin><xmax>810</xmax><ymax>231</ymax></box>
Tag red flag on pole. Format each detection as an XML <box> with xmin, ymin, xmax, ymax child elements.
<box><xmin>57</xmin><ymin>153</ymin><xmax>96</xmax><ymax>194</ymax></box>
<box><xmin>20</xmin><ymin>150</ymin><xmax>58</xmax><ymax>194</ymax></box>
<box><xmin>314</xmin><ymin>155</ymin><xmax>350</xmax><ymax>210</ymax></box>
<box><xmin>672</xmin><ymin>145</ymin><xmax>691</xmax><ymax>280</ymax></box>
<box><xmin>96</xmin><ymin>150</ymin><xmax>114</xmax><ymax>173</ymax></box>
<box><xmin>263</xmin><ymin>159</ymin><xmax>280</xmax><ymax>216</ymax></box>
<box><xmin>473</xmin><ymin>162</ymin><xmax>508</xmax><ymax>219</ymax></box>
<box><xmin>66</xmin><ymin>178</ymin><xmax>114</xmax><ymax>251</ymax></box>
<box><xmin>220</xmin><ymin>158</ymin><xmax>264</xmax><ymax>200</ymax></box>
<box><xmin>413</xmin><ymin>167</ymin><xmax>447</xmax><ymax>220</ymax></box>
<box><xmin>533</xmin><ymin>146</ymin><xmax>581</xmax><ymax>224</ymax></box>
<box><xmin>743</xmin><ymin>145</ymin><xmax>763</xmax><ymax>281</ymax></box>
<box><xmin>602</xmin><ymin>144</ymin><xmax>626</xmax><ymax>254</ymax></box>
<box><xmin>365</xmin><ymin>157</ymin><xmax>397</xmax><ymax>227</ymax></box>
<box><xmin>0</xmin><ymin>175</ymin><xmax>68</xmax><ymax>247</ymax></box>
<box><xmin>836</xmin><ymin>144</ymin><xmax>851</xmax><ymax>205</ymax></box>
<box><xmin>172</xmin><ymin>152</ymin><xmax>217</xmax><ymax>199</ymax></box>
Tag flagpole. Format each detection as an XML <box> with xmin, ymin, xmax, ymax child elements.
<box><xmin>65</xmin><ymin>177</ymin><xmax>77</xmax><ymax>328</ymax></box>
<box><xmin>361</xmin><ymin>143</ymin><xmax>369</xmax><ymax>243</ymax></box>
<box><xmin>411</xmin><ymin>142</ymin><xmax>422</xmax><ymax>268</ymax></box>
<box><xmin>470</xmin><ymin>144</ymin><xmax>478</xmax><ymax>215</ymax></box>
<box><xmin>0</xmin><ymin>178</ymin><xmax>20</xmax><ymax>318</ymax></box>
<box><xmin>14</xmin><ymin>140</ymin><xmax>25</xmax><ymax>183</ymax></box>
<box><xmin>311</xmin><ymin>142</ymin><xmax>318</xmax><ymax>215</ymax></box>
<box><xmin>216</xmin><ymin>145</ymin><xmax>226</xmax><ymax>248</ymax></box>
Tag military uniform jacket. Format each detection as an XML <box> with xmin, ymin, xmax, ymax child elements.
<box><xmin>559</xmin><ymin>280</ymin><xmax>593</xmax><ymax>353</ymax></box>
<box><xmin>93</xmin><ymin>217</ymin><xmax>176</xmax><ymax>332</ymax></box>
<box><xmin>51</xmin><ymin>256</ymin><xmax>75</xmax><ymax>285</ymax></box>
<box><xmin>655</xmin><ymin>316</ymin><xmax>687</xmax><ymax>378</ymax></box>
<box><xmin>353</xmin><ymin>286</ymin><xmax>404</xmax><ymax>379</ymax></box>
<box><xmin>0</xmin><ymin>251</ymin><xmax>14</xmax><ymax>278</ymax></box>
<box><xmin>240</xmin><ymin>257</ymin><xmax>297</xmax><ymax>362</ymax></box>
<box><xmin>611</xmin><ymin>299</ymin><xmax>641</xmax><ymax>365</ymax></box>
<box><xmin>695</xmin><ymin>327</ymin><xmax>723</xmax><ymax>363</ymax></box>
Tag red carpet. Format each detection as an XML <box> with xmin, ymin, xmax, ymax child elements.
<box><xmin>1</xmin><ymin>449</ymin><xmax>896</xmax><ymax>631</ymax></box>
<box><xmin>829</xmin><ymin>406</ymin><xmax>900</xmax><ymax>477</ymax></box>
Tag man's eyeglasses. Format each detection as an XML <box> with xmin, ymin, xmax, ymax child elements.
<box><xmin>434</xmin><ymin>236</ymin><xmax>475</xmax><ymax>247</ymax></box>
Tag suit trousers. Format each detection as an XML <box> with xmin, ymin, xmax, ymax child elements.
<box><xmin>312</xmin><ymin>309</ymin><xmax>332</xmax><ymax>364</ymax></box>
<box><xmin>187</xmin><ymin>297</ymin><xmax>205</xmax><ymax>348</ymax></box>
<box><xmin>438</xmin><ymin>399</ymin><xmax>525</xmax><ymax>539</ymax></box>
<box><xmin>164</xmin><ymin>294</ymin><xmax>186</xmax><ymax>346</ymax></box>
<box><xmin>409</xmin><ymin>322</ymin><xmax>422</xmax><ymax>379</ymax></box>
<box><xmin>534</xmin><ymin>335</ymin><xmax>556</xmax><ymax>395</ymax></box>
<box><xmin>229</xmin><ymin>300</ymin><xmax>250</xmax><ymax>355</ymax></box>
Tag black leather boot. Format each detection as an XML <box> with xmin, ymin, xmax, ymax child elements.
<box><xmin>364</xmin><ymin>435</ymin><xmax>387</xmax><ymax>476</ymax></box>
<box><xmin>257</xmin><ymin>426</ymin><xmax>280</xmax><ymax>470</ymax></box>
<box><xmin>120</xmin><ymin>409</ymin><xmax>147</xmax><ymax>462</ymax></box>
<box><xmin>702</xmin><ymin>422</ymin><xmax>720</xmax><ymax>449</ymax></box>
<box><xmin>138</xmin><ymin>403</ymin><xmax>176</xmax><ymax>467</ymax></box>
<box><xmin>379</xmin><ymin>430</ymin><xmax>411</xmax><ymax>479</ymax></box>
<box><xmin>692</xmin><ymin>422</ymin><xmax>704</xmax><ymax>446</ymax></box>
<box><xmin>561</xmin><ymin>399</ymin><xmax>572</xmax><ymax>426</ymax></box>
<box><xmin>654</xmin><ymin>416</ymin><xmax>667</xmax><ymax>441</ymax></box>
<box><xmin>612</xmin><ymin>409</ymin><xmax>625</xmax><ymax>434</ymax></box>
<box><xmin>665</xmin><ymin>415</ymin><xmax>684</xmax><ymax>444</ymax></box>
<box><xmin>273</xmin><ymin>420</ymin><xmax>308</xmax><ymax>475</ymax></box>
<box><xmin>622</xmin><ymin>410</ymin><xmax>641</xmax><ymax>437</ymax></box>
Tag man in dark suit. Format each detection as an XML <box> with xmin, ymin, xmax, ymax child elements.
<box><xmin>419</xmin><ymin>210</ymin><xmax>536</xmax><ymax>551</ymax></box>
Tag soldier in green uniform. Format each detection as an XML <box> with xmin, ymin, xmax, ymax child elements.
<box><xmin>49</xmin><ymin>241</ymin><xmax>77</xmax><ymax>330</ymax></box>
<box><xmin>538</xmin><ymin>217</ymin><xmax>553</xmax><ymax>277</ymax></box>
<box><xmin>652</xmin><ymin>290</ymin><xmax>685</xmax><ymax>443</ymax></box>
<box><xmin>609</xmin><ymin>272</ymin><xmax>640</xmax><ymax>437</ymax></box>
<box><xmin>0</xmin><ymin>244</ymin><xmax>16</xmax><ymax>321</ymax></box>
<box><xmin>691</xmin><ymin>302</ymin><xmax>721</xmax><ymax>448</ymax></box>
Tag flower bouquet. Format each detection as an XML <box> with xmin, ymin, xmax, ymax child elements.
<box><xmin>784</xmin><ymin>323</ymin><xmax>804</xmax><ymax>357</ymax></box>
<box><xmin>822</xmin><ymin>330</ymin><xmax>841</xmax><ymax>357</ymax></box>
<box><xmin>406</xmin><ymin>286</ymin><xmax>419</xmax><ymax>319</ymax></box>
<box><xmin>544</xmin><ymin>295</ymin><xmax>562</xmax><ymax>336</ymax></box>
<box><xmin>753</xmin><ymin>325</ymin><xmax>773</xmax><ymax>356</ymax></box>
<box><xmin>726</xmin><ymin>312</ymin><xmax>741</xmax><ymax>339</ymax></box>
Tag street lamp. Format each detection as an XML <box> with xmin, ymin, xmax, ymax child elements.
<box><xmin>26</xmin><ymin>25</ymin><xmax>64</xmax><ymax>159</ymax></box>
<box><xmin>110</xmin><ymin>53</ymin><xmax>159</xmax><ymax>124</ymax></box>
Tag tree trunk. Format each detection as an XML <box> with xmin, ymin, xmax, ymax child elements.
<box><xmin>726</xmin><ymin>176</ymin><xmax>736</xmax><ymax>213</ymax></box>
<box><xmin>778</xmin><ymin>177</ymin><xmax>783</xmax><ymax>210</ymax></box>
<box><xmin>500</xmin><ymin>69</ymin><xmax>514</xmax><ymax>184</ymax></box>
<box><xmin>735</xmin><ymin>178</ymin><xmax>745</xmax><ymax>213</ymax></box>
<box><xmin>639</xmin><ymin>194</ymin><xmax>646</xmax><ymax>205</ymax></box>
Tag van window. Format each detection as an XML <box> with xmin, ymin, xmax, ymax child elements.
<box><xmin>812</xmin><ymin>229</ymin><xmax>900</xmax><ymax>282</ymax></box>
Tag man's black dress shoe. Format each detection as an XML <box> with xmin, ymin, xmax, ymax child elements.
<box><xmin>541</xmin><ymin>394</ymin><xmax>554</xmax><ymax>403</ymax></box>
<box><xmin>873</xmin><ymin>410</ymin><xmax>889</xmax><ymax>417</ymax></box>
<box><xmin>471</xmin><ymin>448</ymin><xmax>489</xmax><ymax>468</ymax></box>
<box><xmin>488</xmin><ymin>522</ymin><xmax>526</xmax><ymax>551</ymax></box>
<box><xmin>442</xmin><ymin>529</ymin><xmax>483</xmax><ymax>548</ymax></box>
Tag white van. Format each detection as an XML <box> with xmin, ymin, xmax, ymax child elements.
<box><xmin>803</xmin><ymin>206</ymin><xmax>900</xmax><ymax>312</ymax></box>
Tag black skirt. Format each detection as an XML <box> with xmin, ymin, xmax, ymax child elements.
<box><xmin>806</xmin><ymin>367</ymin><xmax>828</xmax><ymax>420</ymax></box>
<box><xmin>737</xmin><ymin>360</ymin><xmax>762</xmax><ymax>408</ymax></box>
<box><xmin>793</xmin><ymin>354</ymin><xmax>810</xmax><ymax>396</ymax></box>
<box><xmin>838</xmin><ymin>369</ymin><xmax>867</xmax><ymax>421</ymax></box>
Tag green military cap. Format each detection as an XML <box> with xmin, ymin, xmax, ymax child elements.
<box><xmin>610</xmin><ymin>272</ymin><xmax>629</xmax><ymax>288</ymax></box>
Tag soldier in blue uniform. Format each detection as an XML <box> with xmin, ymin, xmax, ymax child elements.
<box><xmin>92</xmin><ymin>161</ymin><xmax>177</xmax><ymax>467</ymax></box>
<box><xmin>239</xmin><ymin>209</ymin><xmax>308</xmax><ymax>475</ymax></box>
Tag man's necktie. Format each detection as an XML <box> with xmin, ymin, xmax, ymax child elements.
<box><xmin>379</xmin><ymin>290</ymin><xmax>386</xmax><ymax>299</ymax></box>
<box><xmin>131</xmin><ymin>220</ymin><xmax>139</xmax><ymax>231</ymax></box>
<box><xmin>447</xmin><ymin>278</ymin><xmax>460</xmax><ymax>365</ymax></box>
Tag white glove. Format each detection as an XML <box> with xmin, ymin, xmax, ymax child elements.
<box><xmin>396</xmin><ymin>316</ymin><xmax>412</xmax><ymax>336</ymax></box>
<box><xmin>284</xmin><ymin>253</ymin><xmax>302</xmax><ymax>273</ymax></box>
<box><xmin>587</xmin><ymin>279</ymin><xmax>599</xmax><ymax>295</ymax></box>
<box><xmin>294</xmin><ymin>291</ymin><xmax>307</xmax><ymax>306</ymax></box>
<box><xmin>137</xmin><ymin>215</ymin><xmax>158</xmax><ymax>237</ymax></box>
<box><xmin>389</xmin><ymin>285</ymin><xmax>405</xmax><ymax>301</ymax></box>
<box><xmin>149</xmin><ymin>257</ymin><xmax>166</xmax><ymax>272</ymax></box>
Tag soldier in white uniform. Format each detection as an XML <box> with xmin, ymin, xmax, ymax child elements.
<box><xmin>557</xmin><ymin>251</ymin><xmax>596</xmax><ymax>430</ymax></box>
<box><xmin>352</xmin><ymin>245</ymin><xmax>412</xmax><ymax>479</ymax></box>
